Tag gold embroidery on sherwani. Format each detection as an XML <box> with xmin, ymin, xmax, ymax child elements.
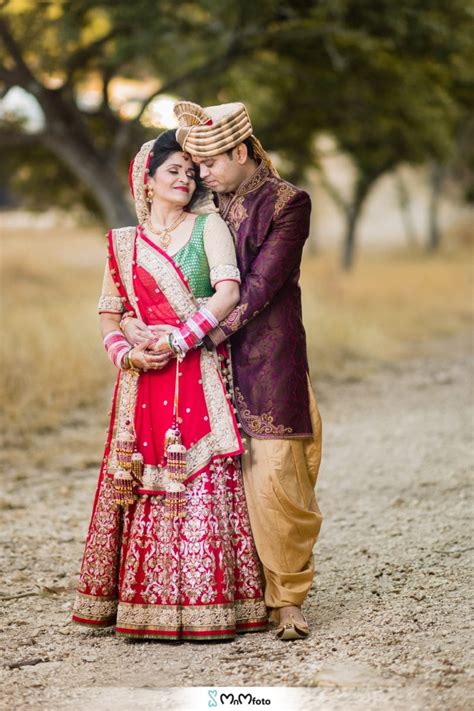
<box><xmin>220</xmin><ymin>303</ymin><xmax>247</xmax><ymax>332</ymax></box>
<box><xmin>228</xmin><ymin>198</ymin><xmax>248</xmax><ymax>231</ymax></box>
<box><xmin>218</xmin><ymin>162</ymin><xmax>270</xmax><ymax>222</ymax></box>
<box><xmin>274</xmin><ymin>181</ymin><xmax>298</xmax><ymax>217</ymax></box>
<box><xmin>234</xmin><ymin>387</ymin><xmax>293</xmax><ymax>436</ymax></box>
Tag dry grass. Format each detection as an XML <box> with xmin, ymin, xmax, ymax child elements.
<box><xmin>302</xmin><ymin>245</ymin><xmax>473</xmax><ymax>380</ymax></box>
<box><xmin>1</xmin><ymin>223</ymin><xmax>472</xmax><ymax>444</ymax></box>
<box><xmin>1</xmin><ymin>226</ymin><xmax>114</xmax><ymax>447</ymax></box>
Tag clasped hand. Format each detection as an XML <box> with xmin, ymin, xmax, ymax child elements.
<box><xmin>124</xmin><ymin>320</ymin><xmax>175</xmax><ymax>370</ymax></box>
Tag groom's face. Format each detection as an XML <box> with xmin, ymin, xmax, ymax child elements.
<box><xmin>193</xmin><ymin>145</ymin><xmax>248</xmax><ymax>194</ymax></box>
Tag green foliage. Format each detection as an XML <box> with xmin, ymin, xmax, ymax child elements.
<box><xmin>1</xmin><ymin>0</ymin><xmax>473</xmax><ymax>217</ymax></box>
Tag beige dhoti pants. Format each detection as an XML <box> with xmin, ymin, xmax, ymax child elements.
<box><xmin>241</xmin><ymin>384</ymin><xmax>322</xmax><ymax>611</ymax></box>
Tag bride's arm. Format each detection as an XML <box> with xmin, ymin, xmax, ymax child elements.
<box><xmin>201</xmin><ymin>212</ymin><xmax>240</xmax><ymax>320</ymax></box>
<box><xmin>98</xmin><ymin>260</ymin><xmax>166</xmax><ymax>369</ymax></box>
<box><xmin>151</xmin><ymin>213</ymin><xmax>241</xmax><ymax>354</ymax></box>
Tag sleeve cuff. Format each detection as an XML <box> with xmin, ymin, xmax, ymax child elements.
<box><xmin>210</xmin><ymin>264</ymin><xmax>241</xmax><ymax>288</ymax></box>
<box><xmin>207</xmin><ymin>326</ymin><xmax>227</xmax><ymax>347</ymax></box>
<box><xmin>97</xmin><ymin>295</ymin><xmax>125</xmax><ymax>313</ymax></box>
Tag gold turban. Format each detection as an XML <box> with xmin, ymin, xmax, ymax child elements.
<box><xmin>174</xmin><ymin>100</ymin><xmax>278</xmax><ymax>175</ymax></box>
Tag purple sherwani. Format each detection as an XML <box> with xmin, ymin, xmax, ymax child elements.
<box><xmin>210</xmin><ymin>162</ymin><xmax>313</xmax><ymax>439</ymax></box>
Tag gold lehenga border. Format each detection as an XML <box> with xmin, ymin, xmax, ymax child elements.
<box><xmin>115</xmin><ymin>598</ymin><xmax>267</xmax><ymax>636</ymax></box>
<box><xmin>72</xmin><ymin>591</ymin><xmax>118</xmax><ymax>623</ymax></box>
<box><xmin>72</xmin><ymin>591</ymin><xmax>267</xmax><ymax>633</ymax></box>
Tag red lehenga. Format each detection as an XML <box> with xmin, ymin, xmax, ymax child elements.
<box><xmin>72</xmin><ymin>223</ymin><xmax>267</xmax><ymax>640</ymax></box>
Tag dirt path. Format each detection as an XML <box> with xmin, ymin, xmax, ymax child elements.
<box><xmin>1</xmin><ymin>331</ymin><xmax>472</xmax><ymax>710</ymax></box>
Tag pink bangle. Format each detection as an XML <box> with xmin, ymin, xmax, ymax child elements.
<box><xmin>104</xmin><ymin>330</ymin><xmax>131</xmax><ymax>369</ymax></box>
<box><xmin>173</xmin><ymin>306</ymin><xmax>218</xmax><ymax>354</ymax></box>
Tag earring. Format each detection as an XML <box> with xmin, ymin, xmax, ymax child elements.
<box><xmin>145</xmin><ymin>185</ymin><xmax>154</xmax><ymax>203</ymax></box>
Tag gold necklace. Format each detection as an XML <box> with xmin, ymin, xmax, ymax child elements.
<box><xmin>145</xmin><ymin>212</ymin><xmax>187</xmax><ymax>250</ymax></box>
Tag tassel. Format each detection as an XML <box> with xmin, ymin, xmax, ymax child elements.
<box><xmin>113</xmin><ymin>429</ymin><xmax>138</xmax><ymax>506</ymax></box>
<box><xmin>163</xmin><ymin>358</ymin><xmax>188</xmax><ymax>519</ymax></box>
<box><xmin>113</xmin><ymin>469</ymin><xmax>135</xmax><ymax>507</ymax></box>
<box><xmin>164</xmin><ymin>480</ymin><xmax>187</xmax><ymax>519</ymax></box>
<box><xmin>166</xmin><ymin>441</ymin><xmax>187</xmax><ymax>482</ymax></box>
<box><xmin>164</xmin><ymin>433</ymin><xmax>187</xmax><ymax>520</ymax></box>
<box><xmin>115</xmin><ymin>429</ymin><xmax>135</xmax><ymax>470</ymax></box>
<box><xmin>131</xmin><ymin>451</ymin><xmax>144</xmax><ymax>483</ymax></box>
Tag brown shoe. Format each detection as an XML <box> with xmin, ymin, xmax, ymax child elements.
<box><xmin>275</xmin><ymin>611</ymin><xmax>310</xmax><ymax>641</ymax></box>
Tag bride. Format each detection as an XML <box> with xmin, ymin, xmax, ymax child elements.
<box><xmin>72</xmin><ymin>130</ymin><xmax>267</xmax><ymax>641</ymax></box>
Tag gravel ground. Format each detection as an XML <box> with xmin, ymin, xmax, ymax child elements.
<box><xmin>1</xmin><ymin>331</ymin><xmax>472</xmax><ymax>711</ymax></box>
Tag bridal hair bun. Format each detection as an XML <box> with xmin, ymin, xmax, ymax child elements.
<box><xmin>174</xmin><ymin>101</ymin><xmax>211</xmax><ymax>127</ymax></box>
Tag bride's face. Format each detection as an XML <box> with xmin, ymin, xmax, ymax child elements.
<box><xmin>149</xmin><ymin>151</ymin><xmax>197</xmax><ymax>207</ymax></box>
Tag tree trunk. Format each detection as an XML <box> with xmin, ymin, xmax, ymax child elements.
<box><xmin>341</xmin><ymin>202</ymin><xmax>361</xmax><ymax>270</ymax></box>
<box><xmin>427</xmin><ymin>162</ymin><xmax>445</xmax><ymax>252</ymax></box>
<box><xmin>33</xmin><ymin>86</ymin><xmax>135</xmax><ymax>226</ymax></box>
<box><xmin>395</xmin><ymin>172</ymin><xmax>418</xmax><ymax>246</ymax></box>
<box><xmin>43</xmin><ymin>131</ymin><xmax>135</xmax><ymax>227</ymax></box>
<box><xmin>341</xmin><ymin>180</ymin><xmax>371</xmax><ymax>271</ymax></box>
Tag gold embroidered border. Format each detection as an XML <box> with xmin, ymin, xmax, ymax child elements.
<box><xmin>107</xmin><ymin>369</ymin><xmax>140</xmax><ymax>473</ymax></box>
<box><xmin>274</xmin><ymin>181</ymin><xmax>298</xmax><ymax>217</ymax></box>
<box><xmin>228</xmin><ymin>198</ymin><xmax>248</xmax><ymax>231</ymax></box>
<box><xmin>73</xmin><ymin>591</ymin><xmax>117</xmax><ymax>621</ymax></box>
<box><xmin>137</xmin><ymin>237</ymin><xmax>198</xmax><ymax>322</ymax></box>
<box><xmin>131</xmin><ymin>139</ymin><xmax>155</xmax><ymax>224</ymax></box>
<box><xmin>210</xmin><ymin>264</ymin><xmax>241</xmax><ymax>287</ymax></box>
<box><xmin>116</xmin><ymin>598</ymin><xmax>266</xmax><ymax>631</ymax></box>
<box><xmin>111</xmin><ymin>226</ymin><xmax>140</xmax><ymax>316</ymax></box>
<box><xmin>97</xmin><ymin>295</ymin><xmax>124</xmax><ymax>313</ymax></box>
<box><xmin>234</xmin><ymin>387</ymin><xmax>293</xmax><ymax>436</ymax></box>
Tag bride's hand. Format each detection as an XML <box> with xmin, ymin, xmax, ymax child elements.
<box><xmin>148</xmin><ymin>324</ymin><xmax>172</xmax><ymax>339</ymax></box>
<box><xmin>129</xmin><ymin>341</ymin><xmax>172</xmax><ymax>370</ymax></box>
<box><xmin>151</xmin><ymin>334</ymin><xmax>174</xmax><ymax>354</ymax></box>
<box><xmin>122</xmin><ymin>317</ymin><xmax>155</xmax><ymax>346</ymax></box>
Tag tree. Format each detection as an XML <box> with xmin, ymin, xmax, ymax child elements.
<box><xmin>1</xmin><ymin>0</ymin><xmax>472</xmax><ymax>265</ymax></box>
<box><xmin>0</xmin><ymin>0</ymin><xmax>270</xmax><ymax>224</ymax></box>
<box><xmin>214</xmin><ymin>0</ymin><xmax>472</xmax><ymax>267</ymax></box>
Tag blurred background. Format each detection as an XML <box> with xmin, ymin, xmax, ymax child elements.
<box><xmin>1</xmin><ymin>0</ymin><xmax>473</xmax><ymax>448</ymax></box>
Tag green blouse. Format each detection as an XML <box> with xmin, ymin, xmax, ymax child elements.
<box><xmin>172</xmin><ymin>214</ymin><xmax>214</xmax><ymax>298</ymax></box>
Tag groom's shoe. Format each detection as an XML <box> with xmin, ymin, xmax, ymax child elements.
<box><xmin>274</xmin><ymin>606</ymin><xmax>310</xmax><ymax>641</ymax></box>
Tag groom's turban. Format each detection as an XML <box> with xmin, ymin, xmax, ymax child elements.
<box><xmin>174</xmin><ymin>101</ymin><xmax>253</xmax><ymax>158</ymax></box>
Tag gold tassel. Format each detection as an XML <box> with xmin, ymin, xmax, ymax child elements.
<box><xmin>164</xmin><ymin>480</ymin><xmax>187</xmax><ymax>520</ymax></box>
<box><xmin>131</xmin><ymin>451</ymin><xmax>144</xmax><ymax>484</ymax></box>
<box><xmin>163</xmin><ymin>357</ymin><xmax>188</xmax><ymax>519</ymax></box>
<box><xmin>113</xmin><ymin>429</ymin><xmax>138</xmax><ymax>507</ymax></box>
<box><xmin>115</xmin><ymin>429</ymin><xmax>135</xmax><ymax>470</ymax></box>
<box><xmin>113</xmin><ymin>469</ymin><xmax>135</xmax><ymax>507</ymax></box>
<box><xmin>164</xmin><ymin>437</ymin><xmax>187</xmax><ymax>519</ymax></box>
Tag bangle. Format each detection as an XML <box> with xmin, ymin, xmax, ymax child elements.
<box><xmin>127</xmin><ymin>348</ymin><xmax>139</xmax><ymax>372</ymax></box>
<box><xmin>168</xmin><ymin>332</ymin><xmax>183</xmax><ymax>356</ymax></box>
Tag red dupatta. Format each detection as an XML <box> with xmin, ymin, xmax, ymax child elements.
<box><xmin>104</xmin><ymin>225</ymin><xmax>243</xmax><ymax>491</ymax></box>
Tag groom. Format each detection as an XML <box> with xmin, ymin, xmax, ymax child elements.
<box><xmin>126</xmin><ymin>101</ymin><xmax>323</xmax><ymax>640</ymax></box>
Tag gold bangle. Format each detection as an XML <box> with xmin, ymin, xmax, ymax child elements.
<box><xmin>127</xmin><ymin>348</ymin><xmax>138</xmax><ymax>371</ymax></box>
